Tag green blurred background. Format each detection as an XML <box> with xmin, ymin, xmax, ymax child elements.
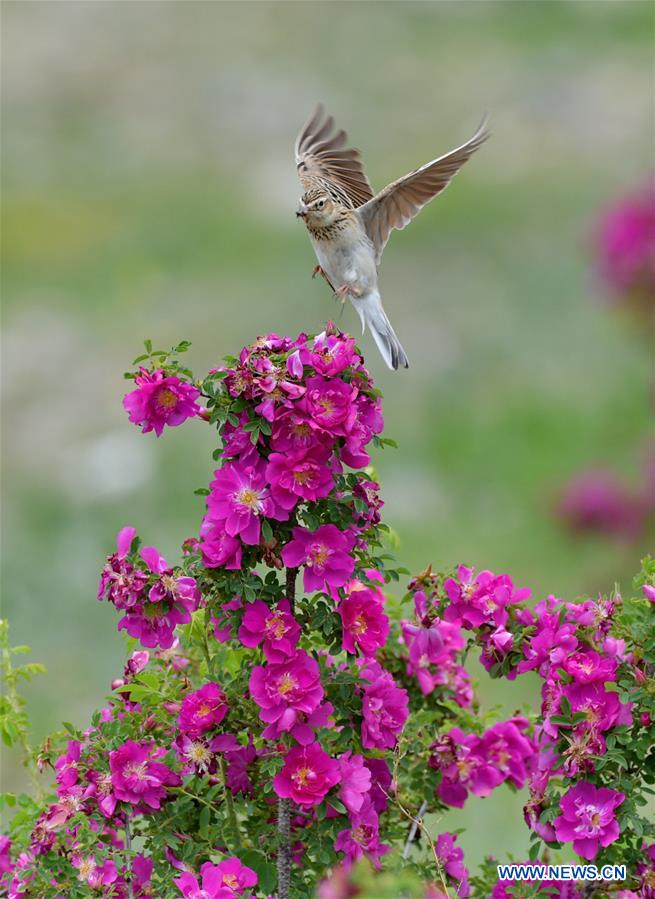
<box><xmin>2</xmin><ymin>0</ymin><xmax>653</xmax><ymax>870</ymax></box>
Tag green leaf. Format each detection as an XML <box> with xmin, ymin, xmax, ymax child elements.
<box><xmin>239</xmin><ymin>850</ymin><xmax>276</xmax><ymax>895</ymax></box>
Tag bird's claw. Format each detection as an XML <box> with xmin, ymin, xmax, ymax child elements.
<box><xmin>334</xmin><ymin>284</ymin><xmax>362</xmax><ymax>306</ymax></box>
<box><xmin>312</xmin><ymin>265</ymin><xmax>335</xmax><ymax>292</ymax></box>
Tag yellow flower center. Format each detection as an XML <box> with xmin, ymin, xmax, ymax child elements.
<box><xmin>292</xmin><ymin>422</ymin><xmax>311</xmax><ymax>439</ymax></box>
<box><xmin>352</xmin><ymin>615</ymin><xmax>368</xmax><ymax>635</ymax></box>
<box><xmin>160</xmin><ymin>574</ymin><xmax>177</xmax><ymax>592</ymax></box>
<box><xmin>198</xmin><ymin>703</ymin><xmax>212</xmax><ymax>718</ymax></box>
<box><xmin>125</xmin><ymin>761</ymin><xmax>148</xmax><ymax>781</ymax></box>
<box><xmin>188</xmin><ymin>742</ymin><xmax>211</xmax><ymax>766</ymax></box>
<box><xmin>223</xmin><ymin>875</ymin><xmax>238</xmax><ymax>889</ymax></box>
<box><xmin>318</xmin><ymin>398</ymin><xmax>335</xmax><ymax>416</ymax></box>
<box><xmin>78</xmin><ymin>858</ymin><xmax>96</xmax><ymax>880</ymax></box>
<box><xmin>292</xmin><ymin>766</ymin><xmax>314</xmax><ymax>787</ymax></box>
<box><xmin>309</xmin><ymin>543</ymin><xmax>329</xmax><ymax>568</ymax></box>
<box><xmin>265</xmin><ymin>613</ymin><xmax>287</xmax><ymax>640</ymax></box>
<box><xmin>277</xmin><ymin>673</ymin><xmax>297</xmax><ymax>695</ymax></box>
<box><xmin>293</xmin><ymin>469</ymin><xmax>312</xmax><ymax>485</ymax></box>
<box><xmin>237</xmin><ymin>487</ymin><xmax>261</xmax><ymax>511</ymax></box>
<box><xmin>156</xmin><ymin>387</ymin><xmax>178</xmax><ymax>410</ymax></box>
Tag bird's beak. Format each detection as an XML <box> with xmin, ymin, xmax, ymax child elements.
<box><xmin>296</xmin><ymin>205</ymin><xmax>307</xmax><ymax>219</ymax></box>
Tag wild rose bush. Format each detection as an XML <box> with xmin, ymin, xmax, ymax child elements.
<box><xmin>2</xmin><ymin>328</ymin><xmax>655</xmax><ymax>898</ymax></box>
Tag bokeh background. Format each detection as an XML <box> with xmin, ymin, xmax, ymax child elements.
<box><xmin>2</xmin><ymin>0</ymin><xmax>653</xmax><ymax>871</ymax></box>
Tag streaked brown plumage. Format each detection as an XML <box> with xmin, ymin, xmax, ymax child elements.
<box><xmin>295</xmin><ymin>105</ymin><xmax>490</xmax><ymax>370</ymax></box>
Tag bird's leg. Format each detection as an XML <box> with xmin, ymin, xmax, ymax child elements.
<box><xmin>312</xmin><ymin>265</ymin><xmax>334</xmax><ymax>292</ymax></box>
<box><xmin>334</xmin><ymin>284</ymin><xmax>362</xmax><ymax>306</ymax></box>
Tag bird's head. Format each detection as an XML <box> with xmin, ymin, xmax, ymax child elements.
<box><xmin>296</xmin><ymin>190</ymin><xmax>339</xmax><ymax>227</ymax></box>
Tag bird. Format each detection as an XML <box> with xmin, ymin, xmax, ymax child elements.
<box><xmin>294</xmin><ymin>105</ymin><xmax>490</xmax><ymax>370</ymax></box>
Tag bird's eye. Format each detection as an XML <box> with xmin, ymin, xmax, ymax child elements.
<box><xmin>317</xmin><ymin>200</ymin><xmax>325</xmax><ymax>209</ymax></box>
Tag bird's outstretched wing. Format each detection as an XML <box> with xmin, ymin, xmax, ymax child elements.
<box><xmin>358</xmin><ymin>117</ymin><xmax>490</xmax><ymax>262</ymax></box>
<box><xmin>295</xmin><ymin>104</ymin><xmax>375</xmax><ymax>209</ymax></box>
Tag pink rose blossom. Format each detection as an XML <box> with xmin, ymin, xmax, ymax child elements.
<box><xmin>266</xmin><ymin>447</ymin><xmax>335</xmax><ymax>510</ymax></box>
<box><xmin>337</xmin><ymin>752</ymin><xmax>371</xmax><ymax>814</ymax></box>
<box><xmin>109</xmin><ymin>740</ymin><xmax>180</xmax><ymax>810</ymax></box>
<box><xmin>359</xmin><ymin>663</ymin><xmax>409</xmax><ymax>750</ymax></box>
<box><xmin>174</xmin><ymin>862</ymin><xmax>243</xmax><ymax>898</ymax></box>
<box><xmin>338</xmin><ymin>580</ymin><xmax>389</xmax><ymax>656</ymax></box>
<box><xmin>199</xmin><ymin>518</ymin><xmax>243</xmax><ymax>570</ymax></box>
<box><xmin>238</xmin><ymin>599</ymin><xmax>300</xmax><ymax>661</ymax></box>
<box><xmin>334</xmin><ymin>798</ymin><xmax>389</xmax><ymax>869</ymax></box>
<box><xmin>301</xmin><ymin>376</ymin><xmax>357</xmax><ymax>437</ymax></box>
<box><xmin>249</xmin><ymin>650</ymin><xmax>324</xmax><ymax>739</ymax></box>
<box><xmin>98</xmin><ymin>526</ymin><xmax>147</xmax><ymax>610</ymax></box>
<box><xmin>207</xmin><ymin>460</ymin><xmax>287</xmax><ymax>546</ymax></box>
<box><xmin>273</xmin><ymin>742</ymin><xmax>340</xmax><ymax>808</ymax></box>
<box><xmin>554</xmin><ymin>781</ymin><xmax>625</xmax><ymax>860</ymax></box>
<box><xmin>123</xmin><ymin>369</ymin><xmax>201</xmax><ymax>437</ymax></box>
<box><xmin>178</xmin><ymin>683</ymin><xmax>229</xmax><ymax>738</ymax></box>
<box><xmin>281</xmin><ymin>525</ymin><xmax>355</xmax><ymax>593</ymax></box>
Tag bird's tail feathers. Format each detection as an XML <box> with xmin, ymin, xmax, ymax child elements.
<box><xmin>356</xmin><ymin>291</ymin><xmax>409</xmax><ymax>371</ymax></box>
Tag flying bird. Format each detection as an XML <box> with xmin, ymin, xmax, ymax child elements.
<box><xmin>295</xmin><ymin>105</ymin><xmax>490</xmax><ymax>369</ymax></box>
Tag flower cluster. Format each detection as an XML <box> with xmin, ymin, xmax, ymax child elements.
<box><xmin>98</xmin><ymin>530</ymin><xmax>200</xmax><ymax>649</ymax></box>
<box><xmin>4</xmin><ymin>331</ymin><xmax>654</xmax><ymax>899</ymax></box>
<box><xmin>429</xmin><ymin>718</ymin><xmax>535</xmax><ymax>808</ymax></box>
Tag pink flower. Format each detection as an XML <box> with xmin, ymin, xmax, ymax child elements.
<box><xmin>98</xmin><ymin>526</ymin><xmax>147</xmax><ymax>610</ymax></box>
<box><xmin>209</xmin><ymin>857</ymin><xmax>258</xmax><ymax>894</ymax></box>
<box><xmin>436</xmin><ymin>832</ymin><xmax>470</xmax><ymax>898</ymax></box>
<box><xmin>428</xmin><ymin>720</ymin><xmax>534</xmax><ymax>809</ymax></box>
<box><xmin>334</xmin><ymin>798</ymin><xmax>389</xmax><ymax>869</ymax></box>
<box><xmin>338</xmin><ymin>580</ymin><xmax>389</xmax><ymax>656</ymax></box>
<box><xmin>109</xmin><ymin>740</ymin><xmax>180</xmax><ymax>810</ymax></box>
<box><xmin>443</xmin><ymin>566</ymin><xmax>530</xmax><ymax>630</ymax></box>
<box><xmin>174</xmin><ymin>862</ymin><xmax>242</xmax><ymax>898</ymax></box>
<box><xmin>554</xmin><ymin>781</ymin><xmax>625</xmax><ymax>860</ymax></box>
<box><xmin>273</xmin><ymin>742</ymin><xmax>340</xmax><ymax>808</ymax></box>
<box><xmin>238</xmin><ymin>599</ymin><xmax>300</xmax><ymax>661</ymax></box>
<box><xmin>430</xmin><ymin>729</ymin><xmax>504</xmax><ymax>808</ymax></box>
<box><xmin>360</xmin><ymin>663</ymin><xmax>409</xmax><ymax>750</ymax></box>
<box><xmin>308</xmin><ymin>331</ymin><xmax>358</xmax><ymax>376</ymax></box>
<box><xmin>281</xmin><ymin>525</ymin><xmax>355</xmax><ymax>593</ymax></box>
<box><xmin>178</xmin><ymin>683</ymin><xmax>229</xmax><ymax>738</ymax></box>
<box><xmin>55</xmin><ymin>740</ymin><xmax>81</xmax><ymax>789</ymax></box>
<box><xmin>117</xmin><ymin>579</ymin><xmax>195</xmax><ymax>650</ymax></box>
<box><xmin>71</xmin><ymin>854</ymin><xmax>118</xmax><ymax>890</ymax></box>
<box><xmin>364</xmin><ymin>758</ymin><xmax>392</xmax><ymax>814</ymax></box>
<box><xmin>562</xmin><ymin>650</ymin><xmax>617</xmax><ymax>684</ymax></box>
<box><xmin>301</xmin><ymin>375</ymin><xmax>357</xmax><ymax>436</ymax></box>
<box><xmin>595</xmin><ymin>182</ymin><xmax>655</xmax><ymax>303</ymax></box>
<box><xmin>199</xmin><ymin>518</ymin><xmax>243</xmax><ymax>570</ymax></box>
<box><xmin>223</xmin><ymin>739</ymin><xmax>257</xmax><ymax>795</ymax></box>
<box><xmin>0</xmin><ymin>836</ymin><xmax>11</xmax><ymax>876</ymax></box>
<box><xmin>141</xmin><ymin>546</ymin><xmax>200</xmax><ymax>608</ymax></box>
<box><xmin>207</xmin><ymin>460</ymin><xmax>287</xmax><ymax>545</ymax></box>
<box><xmin>477</xmin><ymin>718</ymin><xmax>536</xmax><ymax>791</ymax></box>
<box><xmin>337</xmin><ymin>752</ymin><xmax>372</xmax><ymax>814</ymax></box>
<box><xmin>562</xmin><ymin>681</ymin><xmax>632</xmax><ymax>733</ymax></box>
<box><xmin>517</xmin><ymin>600</ymin><xmax>578</xmax><ymax>676</ymax></box>
<box><xmin>266</xmin><ymin>448</ymin><xmax>334</xmax><ymax>510</ymax></box>
<box><xmin>270</xmin><ymin>412</ymin><xmax>321</xmax><ymax>455</ymax></box>
<box><xmin>556</xmin><ymin>469</ymin><xmax>645</xmax><ymax>540</ymax></box>
<box><xmin>249</xmin><ymin>650</ymin><xmax>324</xmax><ymax>738</ymax></box>
<box><xmin>123</xmin><ymin>369</ymin><xmax>201</xmax><ymax>437</ymax></box>
<box><xmin>643</xmin><ymin>584</ymin><xmax>655</xmax><ymax>603</ymax></box>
